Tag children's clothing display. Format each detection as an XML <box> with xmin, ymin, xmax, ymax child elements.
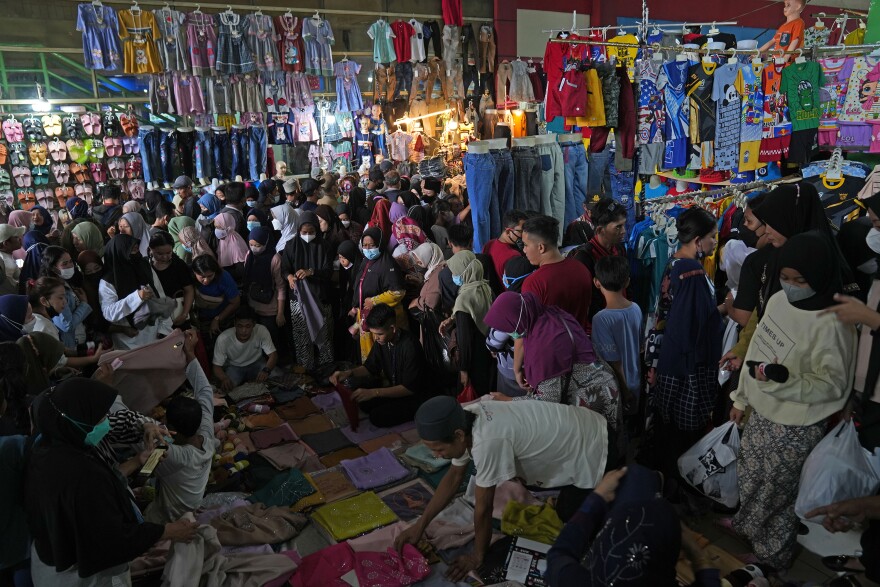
<box><xmin>118</xmin><ymin>8</ymin><xmax>162</xmax><ymax>74</ymax></box>
<box><xmin>77</xmin><ymin>3</ymin><xmax>123</xmax><ymax>71</ymax></box>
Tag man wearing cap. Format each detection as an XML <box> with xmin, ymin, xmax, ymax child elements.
<box><xmin>91</xmin><ymin>184</ymin><xmax>124</xmax><ymax>234</ymax></box>
<box><xmin>173</xmin><ymin>176</ymin><xmax>200</xmax><ymax>221</ymax></box>
<box><xmin>0</xmin><ymin>224</ymin><xmax>25</xmax><ymax>285</ymax></box>
<box><xmin>283</xmin><ymin>177</ymin><xmax>300</xmax><ymax>206</ymax></box>
<box><xmin>298</xmin><ymin>178</ymin><xmax>321</xmax><ymax>212</ymax></box>
<box><xmin>395</xmin><ymin>396</ymin><xmax>608</xmax><ymax>581</ymax></box>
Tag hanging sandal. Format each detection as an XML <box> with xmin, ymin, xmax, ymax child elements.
<box><xmin>12</xmin><ymin>166</ymin><xmax>31</xmax><ymax>188</ymax></box>
<box><xmin>84</xmin><ymin>138</ymin><xmax>105</xmax><ymax>161</ymax></box>
<box><xmin>103</xmin><ymin>112</ymin><xmax>119</xmax><ymax>137</ymax></box>
<box><xmin>52</xmin><ymin>163</ymin><xmax>70</xmax><ymax>184</ymax></box>
<box><xmin>0</xmin><ymin>169</ymin><xmax>11</xmax><ymax>192</ymax></box>
<box><xmin>9</xmin><ymin>142</ymin><xmax>28</xmax><ymax>167</ymax></box>
<box><xmin>125</xmin><ymin>157</ymin><xmax>142</xmax><ymax>179</ymax></box>
<box><xmin>63</xmin><ymin>115</ymin><xmax>81</xmax><ymax>139</ymax></box>
<box><xmin>16</xmin><ymin>188</ymin><xmax>36</xmax><ymax>210</ymax></box>
<box><xmin>55</xmin><ymin>186</ymin><xmax>74</xmax><ymax>207</ymax></box>
<box><xmin>66</xmin><ymin>140</ymin><xmax>88</xmax><ymax>164</ymax></box>
<box><xmin>69</xmin><ymin>162</ymin><xmax>90</xmax><ymax>184</ymax></box>
<box><xmin>107</xmin><ymin>158</ymin><xmax>125</xmax><ymax>180</ymax></box>
<box><xmin>2</xmin><ymin>117</ymin><xmax>22</xmax><ymax>142</ymax></box>
<box><xmin>32</xmin><ymin>166</ymin><xmax>50</xmax><ymax>186</ymax></box>
<box><xmin>0</xmin><ymin>143</ymin><xmax>8</xmax><ymax>166</ymax></box>
<box><xmin>29</xmin><ymin>142</ymin><xmax>48</xmax><ymax>166</ymax></box>
<box><xmin>41</xmin><ymin>114</ymin><xmax>62</xmax><ymax>137</ymax></box>
<box><xmin>48</xmin><ymin>139</ymin><xmax>68</xmax><ymax>162</ymax></box>
<box><xmin>122</xmin><ymin>135</ymin><xmax>139</xmax><ymax>155</ymax></box>
<box><xmin>23</xmin><ymin>117</ymin><xmax>46</xmax><ymax>142</ymax></box>
<box><xmin>36</xmin><ymin>188</ymin><xmax>54</xmax><ymax>209</ymax></box>
<box><xmin>127</xmin><ymin>179</ymin><xmax>145</xmax><ymax>200</ymax></box>
<box><xmin>119</xmin><ymin>113</ymin><xmax>139</xmax><ymax>137</ymax></box>
<box><xmin>103</xmin><ymin>136</ymin><xmax>123</xmax><ymax>157</ymax></box>
<box><xmin>89</xmin><ymin>162</ymin><xmax>107</xmax><ymax>183</ymax></box>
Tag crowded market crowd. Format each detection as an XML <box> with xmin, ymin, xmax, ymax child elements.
<box><xmin>0</xmin><ymin>159</ymin><xmax>879</xmax><ymax>587</ymax></box>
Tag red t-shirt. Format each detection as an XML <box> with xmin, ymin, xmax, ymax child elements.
<box><xmin>522</xmin><ymin>257</ymin><xmax>593</xmax><ymax>334</ymax></box>
<box><xmin>482</xmin><ymin>239</ymin><xmax>521</xmax><ymax>286</ymax></box>
<box><xmin>391</xmin><ymin>20</ymin><xmax>415</xmax><ymax>63</ymax></box>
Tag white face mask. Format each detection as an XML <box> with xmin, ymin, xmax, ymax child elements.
<box><xmin>858</xmin><ymin>258</ymin><xmax>879</xmax><ymax>275</ymax></box>
<box><xmin>250</xmin><ymin>245</ymin><xmax>265</xmax><ymax>254</ymax></box>
<box><xmin>300</xmin><ymin>233</ymin><xmax>316</xmax><ymax>243</ymax></box>
<box><xmin>214</xmin><ymin>228</ymin><xmax>227</xmax><ymax>240</ymax></box>
<box><xmin>341</xmin><ymin>220</ymin><xmax>351</xmax><ymax>228</ymax></box>
<box><xmin>867</xmin><ymin>228</ymin><xmax>880</xmax><ymax>255</ymax></box>
<box><xmin>59</xmin><ymin>267</ymin><xmax>75</xmax><ymax>280</ymax></box>
<box><xmin>271</xmin><ymin>218</ymin><xmax>283</xmax><ymax>231</ymax></box>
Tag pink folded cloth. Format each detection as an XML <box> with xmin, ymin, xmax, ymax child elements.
<box><xmin>250</xmin><ymin>423</ymin><xmax>298</xmax><ymax>449</ymax></box>
<box><xmin>258</xmin><ymin>441</ymin><xmax>319</xmax><ymax>470</ymax></box>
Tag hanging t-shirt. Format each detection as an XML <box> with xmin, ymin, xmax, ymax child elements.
<box><xmin>686</xmin><ymin>61</ymin><xmax>717</xmax><ymax>144</ymax></box>
<box><xmin>737</xmin><ymin>62</ymin><xmax>765</xmax><ymax>171</ymax></box>
<box><xmin>771</xmin><ymin>18</ymin><xmax>805</xmax><ymax>50</ymax></box>
<box><xmin>845</xmin><ymin>28</ymin><xmax>867</xmax><ymax>46</ymax></box>
<box><xmin>409</xmin><ymin>19</ymin><xmax>426</xmax><ymax>63</ymax></box>
<box><xmin>391</xmin><ymin>20</ymin><xmax>415</xmax><ymax>63</ymax></box>
<box><xmin>367</xmin><ymin>19</ymin><xmax>396</xmax><ymax>64</ymax></box>
<box><xmin>819</xmin><ymin>57</ymin><xmax>855</xmax><ymax>130</ymax></box>
<box><xmin>781</xmin><ymin>61</ymin><xmax>825</xmax><ymax>131</ymax></box>
<box><xmin>636</xmin><ymin>59</ymin><xmax>665</xmax><ymax>145</ymax></box>
<box><xmin>658</xmin><ymin>60</ymin><xmax>690</xmax><ymax>169</ymax></box>
<box><xmin>760</xmin><ymin>61</ymin><xmax>792</xmax><ymax>161</ymax></box>
<box><xmin>803</xmin><ymin>174</ymin><xmax>868</xmax><ymax>229</ymax></box>
<box><xmin>839</xmin><ymin>56</ymin><xmax>880</xmax><ymax>124</ymax></box>
<box><xmin>606</xmin><ymin>34</ymin><xmax>639</xmax><ymax>82</ymax></box>
<box><xmin>804</xmin><ymin>25</ymin><xmax>832</xmax><ymax>48</ymax></box>
<box><xmin>712</xmin><ymin>62</ymin><xmax>743</xmax><ymax>171</ymax></box>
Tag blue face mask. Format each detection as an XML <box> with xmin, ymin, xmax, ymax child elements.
<box><xmin>63</xmin><ymin>414</ymin><xmax>111</xmax><ymax>447</ymax></box>
<box><xmin>502</xmin><ymin>272</ymin><xmax>532</xmax><ymax>291</ymax></box>
<box><xmin>363</xmin><ymin>247</ymin><xmax>381</xmax><ymax>260</ymax></box>
<box><xmin>182</xmin><ymin>245</ymin><xmax>192</xmax><ymax>253</ymax></box>
<box><xmin>246</xmin><ymin>221</ymin><xmax>261</xmax><ymax>231</ymax></box>
<box><xmin>246</xmin><ymin>200</ymin><xmax>257</xmax><ymax>208</ymax></box>
<box><xmin>509</xmin><ymin>331</ymin><xmax>523</xmax><ymax>340</ymax></box>
<box><xmin>452</xmin><ymin>274</ymin><xmax>464</xmax><ymax>287</ymax></box>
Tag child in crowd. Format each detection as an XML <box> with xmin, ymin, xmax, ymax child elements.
<box><xmin>591</xmin><ymin>256</ymin><xmax>643</xmax><ymax>416</ymax></box>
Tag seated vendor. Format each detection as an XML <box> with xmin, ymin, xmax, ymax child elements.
<box><xmin>329</xmin><ymin>303</ymin><xmax>435</xmax><ymax>427</ymax></box>
<box><xmin>212</xmin><ymin>307</ymin><xmax>277</xmax><ymax>391</ymax></box>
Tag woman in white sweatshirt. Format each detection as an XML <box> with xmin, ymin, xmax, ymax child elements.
<box><xmin>729</xmin><ymin>230</ymin><xmax>858</xmax><ymax>571</ymax></box>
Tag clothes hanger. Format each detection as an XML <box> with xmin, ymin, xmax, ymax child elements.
<box><xmin>708</xmin><ymin>22</ymin><xmax>720</xmax><ymax>36</ymax></box>
<box><xmin>192</xmin><ymin>4</ymin><xmax>202</xmax><ymax>13</ymax></box>
<box><xmin>130</xmin><ymin>0</ymin><xmax>141</xmax><ymax>14</ymax></box>
<box><xmin>727</xmin><ymin>49</ymin><xmax>738</xmax><ymax>64</ymax></box>
<box><xmin>254</xmin><ymin>6</ymin><xmax>263</xmax><ymax>16</ymax></box>
<box><xmin>91</xmin><ymin>0</ymin><xmax>103</xmax><ymax>7</ymax></box>
<box><xmin>815</xmin><ymin>13</ymin><xmax>827</xmax><ymax>29</ymax></box>
<box><xmin>313</xmin><ymin>11</ymin><xmax>322</xmax><ymax>21</ymax></box>
<box><xmin>283</xmin><ymin>8</ymin><xmax>292</xmax><ymax>17</ymax></box>
<box><xmin>794</xmin><ymin>48</ymin><xmax>806</xmax><ymax>64</ymax></box>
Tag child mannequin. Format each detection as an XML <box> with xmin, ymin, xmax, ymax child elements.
<box><xmin>759</xmin><ymin>0</ymin><xmax>805</xmax><ymax>58</ymax></box>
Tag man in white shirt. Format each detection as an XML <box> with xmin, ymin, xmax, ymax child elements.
<box><xmin>395</xmin><ymin>397</ymin><xmax>608</xmax><ymax>581</ymax></box>
<box><xmin>145</xmin><ymin>330</ymin><xmax>221</xmax><ymax>524</ymax></box>
<box><xmin>0</xmin><ymin>224</ymin><xmax>25</xmax><ymax>286</ymax></box>
<box><xmin>212</xmin><ymin>307</ymin><xmax>278</xmax><ymax>391</ymax></box>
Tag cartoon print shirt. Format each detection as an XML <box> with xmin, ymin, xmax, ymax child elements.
<box><xmin>712</xmin><ymin>62</ymin><xmax>743</xmax><ymax>170</ymax></box>
<box><xmin>837</xmin><ymin>56</ymin><xmax>879</xmax><ymax>124</ymax></box>
<box><xmin>636</xmin><ymin>59</ymin><xmax>665</xmax><ymax>145</ymax></box>
<box><xmin>781</xmin><ymin>61</ymin><xmax>826</xmax><ymax>132</ymax></box>
<box><xmin>818</xmin><ymin>57</ymin><xmax>855</xmax><ymax>129</ymax></box>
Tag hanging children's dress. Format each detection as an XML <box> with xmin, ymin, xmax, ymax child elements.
<box><xmin>117</xmin><ymin>8</ymin><xmax>162</xmax><ymax>74</ymax></box>
<box><xmin>275</xmin><ymin>14</ymin><xmax>305</xmax><ymax>73</ymax></box>
<box><xmin>335</xmin><ymin>60</ymin><xmax>364</xmax><ymax>113</ymax></box>
<box><xmin>245</xmin><ymin>13</ymin><xmax>279</xmax><ymax>71</ymax></box>
<box><xmin>302</xmin><ymin>16</ymin><xmax>335</xmax><ymax>77</ymax></box>
<box><xmin>77</xmin><ymin>2</ymin><xmax>123</xmax><ymax>71</ymax></box>
<box><xmin>216</xmin><ymin>11</ymin><xmax>256</xmax><ymax>74</ymax></box>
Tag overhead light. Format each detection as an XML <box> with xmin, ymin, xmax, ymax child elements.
<box><xmin>446</xmin><ymin>119</ymin><xmax>459</xmax><ymax>131</ymax></box>
<box><xmin>30</xmin><ymin>83</ymin><xmax>51</xmax><ymax>112</ymax></box>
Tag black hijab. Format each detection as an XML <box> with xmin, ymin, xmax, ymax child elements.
<box><xmin>348</xmin><ymin>187</ymin><xmax>371</xmax><ymax>226</ymax></box>
<box><xmin>778</xmin><ymin>231</ymin><xmax>843</xmax><ymax>311</ymax></box>
<box><xmin>102</xmin><ymin>234</ymin><xmax>154</xmax><ymax>298</ymax></box>
<box><xmin>351</xmin><ymin>227</ymin><xmax>403</xmax><ymax>308</ymax></box>
<box><xmin>33</xmin><ymin>377</ymin><xmax>116</xmax><ymax>448</ymax></box>
<box><xmin>280</xmin><ymin>211</ymin><xmax>331</xmax><ymax>300</ymax></box>
<box><xmin>244</xmin><ymin>226</ymin><xmax>275</xmax><ymax>297</ymax></box>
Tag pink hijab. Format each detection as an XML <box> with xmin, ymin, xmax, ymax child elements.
<box><xmin>213</xmin><ymin>212</ymin><xmax>249</xmax><ymax>267</ymax></box>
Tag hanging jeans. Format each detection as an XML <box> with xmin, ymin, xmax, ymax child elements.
<box><xmin>463</xmin><ymin>64</ymin><xmax>479</xmax><ymax>97</ymax></box>
<box><xmin>511</xmin><ymin>146</ymin><xmax>541</xmax><ymax>213</ymax></box>
<box><xmin>425</xmin><ymin>58</ymin><xmax>447</xmax><ymax>104</ymax></box>
<box><xmin>177</xmin><ymin>129</ymin><xmax>195</xmax><ymax>179</ymax></box>
<box><xmin>138</xmin><ymin>127</ymin><xmax>160</xmax><ymax>185</ymax></box>
<box><xmin>496</xmin><ymin>61</ymin><xmax>513</xmax><ymax>103</ymax></box>
<box><xmin>194</xmin><ymin>129</ymin><xmax>213</xmax><ymax>180</ymax></box>
<box><xmin>230</xmin><ymin>126</ymin><xmax>249</xmax><ymax>180</ymax></box>
<box><xmin>213</xmin><ymin>127</ymin><xmax>231</xmax><ymax>180</ymax></box>
<box><xmin>536</xmin><ymin>141</ymin><xmax>565</xmax><ymax>232</ymax></box>
<box><xmin>248</xmin><ymin>125</ymin><xmax>267</xmax><ymax>180</ymax></box>
<box><xmin>561</xmin><ymin>140</ymin><xmax>588</xmax><ymax>227</ymax></box>
<box><xmin>411</xmin><ymin>64</ymin><xmax>429</xmax><ymax>102</ymax></box>
<box><xmin>490</xmin><ymin>148</ymin><xmax>514</xmax><ymax>236</ymax></box>
<box><xmin>479</xmin><ymin>25</ymin><xmax>496</xmax><ymax>74</ymax></box>
<box><xmin>609</xmin><ymin>155</ymin><xmax>637</xmax><ymax>237</ymax></box>
<box><xmin>375</xmin><ymin>64</ymin><xmax>396</xmax><ymax>103</ymax></box>
<box><xmin>158</xmin><ymin>128</ymin><xmax>177</xmax><ymax>185</ymax></box>
<box><xmin>393</xmin><ymin>62</ymin><xmax>413</xmax><ymax>100</ymax></box>
<box><xmin>587</xmin><ymin>146</ymin><xmax>613</xmax><ymax>198</ymax></box>
<box><xmin>464</xmin><ymin>151</ymin><xmax>496</xmax><ymax>254</ymax></box>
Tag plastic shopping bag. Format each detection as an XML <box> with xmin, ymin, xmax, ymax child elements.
<box><xmin>678</xmin><ymin>421</ymin><xmax>741</xmax><ymax>508</ymax></box>
<box><xmin>795</xmin><ymin>420</ymin><xmax>880</xmax><ymax>520</ymax></box>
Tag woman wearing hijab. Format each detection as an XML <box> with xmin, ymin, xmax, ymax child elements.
<box><xmin>18</xmin><ymin>230</ymin><xmax>49</xmax><ymax>294</ymax></box>
<box><xmin>335</xmin><ymin>203</ymin><xmax>364</xmax><ymax>244</ymax></box>
<box><xmin>38</xmin><ymin>246</ymin><xmax>92</xmax><ymax>350</ymax></box>
<box><xmin>257</xmin><ymin>180</ymin><xmax>280</xmax><ymax>213</ymax></box>
<box><xmin>333</xmin><ymin>240</ymin><xmax>362</xmax><ymax>363</ymax></box>
<box><xmin>167</xmin><ymin>215</ymin><xmax>196</xmax><ymax>262</ymax></box>
<box><xmin>122</xmin><ymin>200</ymin><xmax>142</xmax><ymax>215</ymax></box>
<box><xmin>347</xmin><ymin>187</ymin><xmax>371</xmax><ymax>227</ymax></box>
<box><xmin>212</xmin><ymin>212</ymin><xmax>249</xmax><ymax>278</ymax></box>
<box><xmin>485</xmin><ymin>257</ymin><xmax>535</xmax><ymax>398</ymax></box>
<box><xmin>350</xmin><ymin>227</ymin><xmax>405</xmax><ymax>362</ymax></box>
<box><xmin>66</xmin><ymin>220</ymin><xmax>105</xmax><ymax>259</ymax></box>
<box><xmin>315</xmin><ymin>204</ymin><xmax>347</xmax><ymax>256</ymax></box>
<box><xmin>645</xmin><ymin>207</ymin><xmax>725</xmax><ymax>495</ymax></box>
<box><xmin>142</xmin><ymin>190</ymin><xmax>165</xmax><ymax>224</ymax></box>
<box><xmin>270</xmin><ymin>203</ymin><xmax>298</xmax><ymax>253</ymax></box>
<box><xmin>29</xmin><ymin>206</ymin><xmax>54</xmax><ymax>239</ymax></box>
<box><xmin>65</xmin><ymin>197</ymin><xmax>90</xmax><ymax>221</ymax></box>
<box><xmin>178</xmin><ymin>225</ymin><xmax>215</xmax><ymax>263</ymax></box>
<box><xmin>367</xmin><ymin>198</ymin><xmax>393</xmax><ymax>250</ymax></box>
<box><xmin>409</xmin><ymin>242</ymin><xmax>446</xmax><ymax>315</ymax></box>
<box><xmin>244</xmin><ymin>226</ymin><xmax>287</xmax><ymax>352</ymax></box>
<box><xmin>118</xmin><ymin>211</ymin><xmax>152</xmax><ymax>257</ymax></box>
<box><xmin>246</xmin><ymin>207</ymin><xmax>270</xmax><ymax>233</ymax></box>
<box><xmin>196</xmin><ymin>192</ymin><xmax>223</xmax><ymax>224</ymax></box>
<box><xmin>440</xmin><ymin>251</ymin><xmax>494</xmax><ymax>396</ymax></box>
<box><xmin>729</xmin><ymin>231</ymin><xmax>857</xmax><ymax>572</ymax></box>
<box><xmin>389</xmin><ymin>203</ymin><xmax>428</xmax><ymax>256</ymax></box>
<box><xmin>837</xmin><ymin>217</ymin><xmax>876</xmax><ymax>302</ymax></box>
<box><xmin>25</xmin><ymin>378</ymin><xmax>198</xmax><ymax>585</ymax></box>
<box><xmin>99</xmin><ymin>234</ymin><xmax>160</xmax><ymax>350</ymax></box>
<box><xmin>281</xmin><ymin>211</ymin><xmax>333</xmax><ymax>372</ymax></box>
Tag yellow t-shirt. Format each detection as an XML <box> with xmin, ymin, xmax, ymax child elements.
<box><xmin>607</xmin><ymin>34</ymin><xmax>639</xmax><ymax>81</ymax></box>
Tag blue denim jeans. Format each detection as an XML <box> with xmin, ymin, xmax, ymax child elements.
<box><xmin>464</xmin><ymin>151</ymin><xmax>497</xmax><ymax>254</ymax></box>
<box><xmin>194</xmin><ymin>129</ymin><xmax>213</xmax><ymax>180</ymax></box>
<box><xmin>248</xmin><ymin>125</ymin><xmax>267</xmax><ymax>180</ymax></box>
<box><xmin>587</xmin><ymin>146</ymin><xmax>612</xmax><ymax>199</ymax></box>
<box><xmin>394</xmin><ymin>62</ymin><xmax>413</xmax><ymax>100</ymax></box>
<box><xmin>230</xmin><ymin>127</ymin><xmax>249</xmax><ymax>179</ymax></box>
<box><xmin>490</xmin><ymin>149</ymin><xmax>515</xmax><ymax>229</ymax></box>
<box><xmin>225</xmin><ymin>357</ymin><xmax>266</xmax><ymax>386</ymax></box>
<box><xmin>561</xmin><ymin>141</ymin><xmax>588</xmax><ymax>226</ymax></box>
<box><xmin>138</xmin><ymin>127</ymin><xmax>160</xmax><ymax>185</ymax></box>
<box><xmin>213</xmin><ymin>129</ymin><xmax>230</xmax><ymax>180</ymax></box>
<box><xmin>609</xmin><ymin>155</ymin><xmax>636</xmax><ymax>237</ymax></box>
<box><xmin>158</xmin><ymin>128</ymin><xmax>177</xmax><ymax>185</ymax></box>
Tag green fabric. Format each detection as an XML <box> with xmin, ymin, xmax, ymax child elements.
<box><xmin>403</xmin><ymin>443</ymin><xmax>451</xmax><ymax>472</ymax></box>
<box><xmin>500</xmin><ymin>502</ymin><xmax>563</xmax><ymax>545</ymax></box>
<box><xmin>419</xmin><ymin>461</ymin><xmax>475</xmax><ymax>492</ymax></box>
<box><xmin>247</xmin><ymin>467</ymin><xmax>315</xmax><ymax>508</ymax></box>
<box><xmin>311</xmin><ymin>491</ymin><xmax>398</xmax><ymax>541</ymax></box>
<box><xmin>71</xmin><ymin>221</ymin><xmax>106</xmax><ymax>258</ymax></box>
<box><xmin>168</xmin><ymin>216</ymin><xmax>196</xmax><ymax>260</ymax></box>
<box><xmin>446</xmin><ymin>250</ymin><xmax>493</xmax><ymax>335</ymax></box>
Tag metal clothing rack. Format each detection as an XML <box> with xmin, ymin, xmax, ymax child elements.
<box><xmin>542</xmin><ymin>20</ymin><xmax>738</xmax><ymax>36</ymax></box>
<box><xmin>548</xmin><ymin>36</ymin><xmax>880</xmax><ymax>57</ymax></box>
<box><xmin>642</xmin><ymin>176</ymin><xmax>799</xmax><ymax>207</ymax></box>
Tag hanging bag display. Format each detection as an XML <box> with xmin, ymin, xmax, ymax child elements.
<box><xmin>677</xmin><ymin>421</ymin><xmax>741</xmax><ymax>508</ymax></box>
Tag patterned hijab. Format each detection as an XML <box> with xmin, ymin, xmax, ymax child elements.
<box><xmin>411</xmin><ymin>242</ymin><xmax>445</xmax><ymax>280</ymax></box>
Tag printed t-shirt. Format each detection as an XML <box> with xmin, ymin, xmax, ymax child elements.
<box><xmin>771</xmin><ymin>18</ymin><xmax>805</xmax><ymax>50</ymax></box>
<box><xmin>686</xmin><ymin>61</ymin><xmax>717</xmax><ymax>144</ymax></box>
<box><xmin>636</xmin><ymin>59</ymin><xmax>665</xmax><ymax>145</ymax></box>
<box><xmin>607</xmin><ymin>34</ymin><xmax>639</xmax><ymax>81</ymax></box>
<box><xmin>658</xmin><ymin>60</ymin><xmax>690</xmax><ymax>169</ymax></box>
<box><xmin>736</xmin><ymin>62</ymin><xmax>765</xmax><ymax>171</ymax></box>
<box><xmin>781</xmin><ymin>61</ymin><xmax>825</xmax><ymax>131</ymax></box>
<box><xmin>760</xmin><ymin>61</ymin><xmax>792</xmax><ymax>161</ymax></box>
<box><xmin>805</xmin><ymin>26</ymin><xmax>832</xmax><ymax>48</ymax></box>
<box><xmin>712</xmin><ymin>62</ymin><xmax>743</xmax><ymax>171</ymax></box>
<box><xmin>818</xmin><ymin>57</ymin><xmax>855</xmax><ymax>129</ymax></box>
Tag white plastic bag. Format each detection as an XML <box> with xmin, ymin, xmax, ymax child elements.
<box><xmin>678</xmin><ymin>421</ymin><xmax>741</xmax><ymax>507</ymax></box>
<box><xmin>795</xmin><ymin>420</ymin><xmax>880</xmax><ymax>520</ymax></box>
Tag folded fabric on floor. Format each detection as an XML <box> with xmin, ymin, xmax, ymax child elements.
<box><xmin>291</xmin><ymin>474</ymin><xmax>325</xmax><ymax>512</ymax></box>
<box><xmin>499</xmin><ymin>502</ymin><xmax>563</xmax><ymax>545</ymax></box>
<box><xmin>300</xmin><ymin>428</ymin><xmax>354</xmax><ymax>455</ymax></box>
<box><xmin>403</xmin><ymin>443</ymin><xmax>451</xmax><ymax>472</ymax></box>
<box><xmin>291</xmin><ymin>540</ymin><xmax>430</xmax><ymax>586</ymax></box>
<box><xmin>425</xmin><ymin>499</ymin><xmax>476</xmax><ymax>550</ymax></box>
<box><xmin>247</xmin><ymin>468</ymin><xmax>316</xmax><ymax>508</ymax></box>
<box><xmin>243</xmin><ymin>411</ymin><xmax>285</xmax><ymax>430</ymax></box>
<box><xmin>311</xmin><ymin>492</ymin><xmax>399</xmax><ymax>541</ymax></box>
<box><xmin>310</xmin><ymin>391</ymin><xmax>342</xmax><ymax>411</ymax></box>
<box><xmin>309</xmin><ymin>467</ymin><xmax>359</xmax><ymax>504</ymax></box>
<box><xmin>236</xmin><ymin>393</ymin><xmax>274</xmax><ymax>410</ymax></box>
<box><xmin>379</xmin><ymin>479</ymin><xmax>435</xmax><ymax>522</ymax></box>
<box><xmin>359</xmin><ymin>433</ymin><xmax>405</xmax><ymax>453</ymax></box>
<box><xmin>209</xmin><ymin>503</ymin><xmax>309</xmax><ymax>546</ymax></box>
<box><xmin>342</xmin><ymin>419</ymin><xmax>395</xmax><ymax>443</ymax></box>
<box><xmin>227</xmin><ymin>382</ymin><xmax>271</xmax><ymax>402</ymax></box>
<box><xmin>347</xmin><ymin>521</ymin><xmax>411</xmax><ymax>553</ymax></box>
<box><xmin>399</xmin><ymin>428</ymin><xmax>421</xmax><ymax>445</ymax></box>
<box><xmin>258</xmin><ymin>441</ymin><xmax>321</xmax><ymax>470</ymax></box>
<box><xmin>320</xmin><ymin>446</ymin><xmax>367</xmax><ymax>468</ymax></box>
<box><xmin>270</xmin><ymin>386</ymin><xmax>305</xmax><ymax>404</ymax></box>
<box><xmin>342</xmin><ymin>447</ymin><xmax>411</xmax><ymax>490</ymax></box>
<box><xmin>195</xmin><ymin>498</ymin><xmax>251</xmax><ymax>525</ymax></box>
<box><xmin>420</xmin><ymin>461</ymin><xmax>474</xmax><ymax>491</ymax></box>
<box><xmin>275</xmin><ymin>397</ymin><xmax>320</xmax><ymax>420</ymax></box>
<box><xmin>289</xmin><ymin>413</ymin><xmax>334</xmax><ymax>436</ymax></box>
<box><xmin>323</xmin><ymin>405</ymin><xmax>354</xmax><ymax>428</ymax></box>
<box><xmin>464</xmin><ymin>477</ymin><xmax>543</xmax><ymax>520</ymax></box>
<box><xmin>199</xmin><ymin>492</ymin><xmax>250</xmax><ymax>509</ymax></box>
<box><xmin>250</xmin><ymin>423</ymin><xmax>298</xmax><ymax>449</ymax></box>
